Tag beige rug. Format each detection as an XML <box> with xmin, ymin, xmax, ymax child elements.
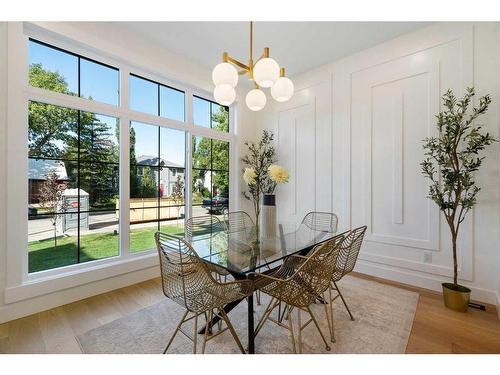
<box><xmin>77</xmin><ymin>275</ymin><xmax>419</xmax><ymax>354</ymax></box>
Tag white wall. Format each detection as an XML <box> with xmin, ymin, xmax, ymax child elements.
<box><xmin>0</xmin><ymin>22</ymin><xmax>8</xmax><ymax>315</ymax></box>
<box><xmin>0</xmin><ymin>21</ymin><xmax>253</xmax><ymax>323</ymax></box>
<box><xmin>256</xmin><ymin>22</ymin><xmax>500</xmax><ymax>305</ymax></box>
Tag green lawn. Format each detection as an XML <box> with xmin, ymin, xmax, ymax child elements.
<box><xmin>28</xmin><ymin>224</ymin><xmax>184</xmax><ymax>273</ymax></box>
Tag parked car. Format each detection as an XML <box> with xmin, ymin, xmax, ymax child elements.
<box><xmin>202</xmin><ymin>193</ymin><xmax>229</xmax><ymax>214</ymax></box>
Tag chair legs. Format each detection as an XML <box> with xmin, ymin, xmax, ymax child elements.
<box><xmin>163</xmin><ymin>308</ymin><xmax>245</xmax><ymax>354</ymax></box>
<box><xmin>255</xmin><ymin>298</ymin><xmax>331</xmax><ymax>353</ymax></box>
<box><xmin>333</xmin><ymin>281</ymin><xmax>355</xmax><ymax>321</ymax></box>
<box><xmin>163</xmin><ymin>310</ymin><xmax>189</xmax><ymax>354</ymax></box>
<box><xmin>327</xmin><ymin>280</ymin><xmax>355</xmax><ymax>343</ymax></box>
<box><xmin>219</xmin><ymin>309</ymin><xmax>246</xmax><ymax>354</ymax></box>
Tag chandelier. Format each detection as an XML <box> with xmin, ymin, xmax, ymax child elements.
<box><xmin>212</xmin><ymin>21</ymin><xmax>294</xmax><ymax>111</ymax></box>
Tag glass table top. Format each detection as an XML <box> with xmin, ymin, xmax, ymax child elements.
<box><xmin>188</xmin><ymin>224</ymin><xmax>338</xmax><ymax>275</ymax></box>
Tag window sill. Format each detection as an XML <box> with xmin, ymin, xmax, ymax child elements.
<box><xmin>4</xmin><ymin>252</ymin><xmax>159</xmax><ymax>304</ymax></box>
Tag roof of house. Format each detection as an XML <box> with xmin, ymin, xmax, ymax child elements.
<box><xmin>136</xmin><ymin>155</ymin><xmax>183</xmax><ymax>169</ymax></box>
<box><xmin>28</xmin><ymin>159</ymin><xmax>69</xmax><ymax>181</ymax></box>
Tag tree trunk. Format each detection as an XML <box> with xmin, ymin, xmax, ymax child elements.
<box><xmin>451</xmin><ymin>230</ymin><xmax>458</xmax><ymax>286</ymax></box>
<box><xmin>53</xmin><ymin>221</ymin><xmax>57</xmax><ymax>249</ymax></box>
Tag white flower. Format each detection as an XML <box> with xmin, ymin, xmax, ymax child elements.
<box><xmin>243</xmin><ymin>167</ymin><xmax>257</xmax><ymax>185</ymax></box>
<box><xmin>268</xmin><ymin>164</ymin><xmax>289</xmax><ymax>184</ymax></box>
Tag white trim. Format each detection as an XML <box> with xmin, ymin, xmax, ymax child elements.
<box><xmin>6</xmin><ymin>252</ymin><xmax>158</xmax><ymax>304</ymax></box>
<box><xmin>354</xmin><ymin>259</ymin><xmax>498</xmax><ymax>305</ymax></box>
<box><xmin>0</xmin><ymin>264</ymin><xmax>160</xmax><ymax>324</ymax></box>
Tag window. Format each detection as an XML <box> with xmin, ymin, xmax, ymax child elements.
<box><xmin>23</xmin><ymin>38</ymin><xmax>232</xmax><ymax>278</ymax></box>
<box><xmin>129</xmin><ymin>74</ymin><xmax>185</xmax><ymax>122</ymax></box>
<box><xmin>28</xmin><ymin>101</ymin><xmax>119</xmax><ymax>273</ymax></box>
<box><xmin>29</xmin><ymin>39</ymin><xmax>119</xmax><ymax>106</ymax></box>
<box><xmin>130</xmin><ymin>121</ymin><xmax>186</xmax><ymax>253</ymax></box>
<box><xmin>192</xmin><ymin>135</ymin><xmax>230</xmax><ymax>225</ymax></box>
<box><xmin>193</xmin><ymin>96</ymin><xmax>229</xmax><ymax>132</ymax></box>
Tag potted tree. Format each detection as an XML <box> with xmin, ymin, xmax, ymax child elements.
<box><xmin>421</xmin><ymin>87</ymin><xmax>497</xmax><ymax>312</ymax></box>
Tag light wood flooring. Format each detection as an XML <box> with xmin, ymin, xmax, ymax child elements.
<box><xmin>1</xmin><ymin>273</ymin><xmax>499</xmax><ymax>354</ymax></box>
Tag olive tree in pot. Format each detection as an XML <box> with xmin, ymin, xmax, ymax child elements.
<box><xmin>421</xmin><ymin>87</ymin><xmax>497</xmax><ymax>312</ymax></box>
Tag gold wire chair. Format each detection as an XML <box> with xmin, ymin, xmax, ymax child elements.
<box><xmin>155</xmin><ymin>232</ymin><xmax>253</xmax><ymax>354</ymax></box>
<box><xmin>253</xmin><ymin>235</ymin><xmax>345</xmax><ymax>353</ymax></box>
<box><xmin>224</xmin><ymin>210</ymin><xmax>255</xmax><ymax>234</ymax></box>
<box><xmin>326</xmin><ymin>225</ymin><xmax>367</xmax><ymax>343</ymax></box>
<box><xmin>301</xmin><ymin>212</ymin><xmax>338</xmax><ymax>233</ymax></box>
<box><xmin>223</xmin><ymin>210</ymin><xmax>262</xmax><ymax>304</ymax></box>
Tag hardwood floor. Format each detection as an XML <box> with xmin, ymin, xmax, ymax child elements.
<box><xmin>1</xmin><ymin>274</ymin><xmax>499</xmax><ymax>354</ymax></box>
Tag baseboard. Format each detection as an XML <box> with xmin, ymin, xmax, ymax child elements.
<box><xmin>355</xmin><ymin>259</ymin><xmax>498</xmax><ymax>305</ymax></box>
<box><xmin>0</xmin><ymin>265</ymin><xmax>160</xmax><ymax>324</ymax></box>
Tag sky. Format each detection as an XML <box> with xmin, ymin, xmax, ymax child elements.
<box><xmin>28</xmin><ymin>40</ymin><xmax>225</xmax><ymax>167</ymax></box>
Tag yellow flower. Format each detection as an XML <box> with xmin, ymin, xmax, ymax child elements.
<box><xmin>268</xmin><ymin>164</ymin><xmax>289</xmax><ymax>184</ymax></box>
<box><xmin>243</xmin><ymin>167</ymin><xmax>257</xmax><ymax>185</ymax></box>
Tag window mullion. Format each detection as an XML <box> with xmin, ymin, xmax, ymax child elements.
<box><xmin>119</xmin><ymin>67</ymin><xmax>131</xmax><ymax>258</ymax></box>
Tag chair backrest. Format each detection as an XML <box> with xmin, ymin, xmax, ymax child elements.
<box><xmin>334</xmin><ymin>226</ymin><xmax>367</xmax><ymax>278</ymax></box>
<box><xmin>266</xmin><ymin>235</ymin><xmax>344</xmax><ymax>308</ymax></box>
<box><xmin>185</xmin><ymin>215</ymin><xmax>227</xmax><ymax>239</ymax></box>
<box><xmin>155</xmin><ymin>231</ymin><xmax>215</xmax><ymax>311</ymax></box>
<box><xmin>301</xmin><ymin>212</ymin><xmax>338</xmax><ymax>233</ymax></box>
<box><xmin>224</xmin><ymin>211</ymin><xmax>255</xmax><ymax>233</ymax></box>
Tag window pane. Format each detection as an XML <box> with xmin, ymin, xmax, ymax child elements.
<box><xmin>80</xmin><ymin>162</ymin><xmax>119</xmax><ymax>211</ymax></box>
<box><xmin>212</xmin><ymin>139</ymin><xmax>229</xmax><ymax>171</ymax></box>
<box><xmin>132</xmin><ymin>165</ymin><xmax>159</xmax><ymax>199</ymax></box>
<box><xmin>130</xmin><ymin>75</ymin><xmax>158</xmax><ymax>115</ymax></box>
<box><xmin>80</xmin><ymin>211</ymin><xmax>119</xmax><ymax>264</ymax></box>
<box><xmin>193</xmin><ymin>96</ymin><xmax>210</xmax><ymax>127</ymax></box>
<box><xmin>28</xmin><ymin>102</ymin><xmax>121</xmax><ymax>273</ymax></box>
<box><xmin>192</xmin><ymin>136</ymin><xmax>211</xmax><ymax>169</ymax></box>
<box><xmin>211</xmin><ymin>104</ymin><xmax>229</xmax><ymax>132</ymax></box>
<box><xmin>161</xmin><ymin>127</ymin><xmax>185</xmax><ymax>168</ymax></box>
<box><xmin>192</xmin><ymin>169</ymin><xmax>210</xmax><ymax>204</ymax></box>
<box><xmin>29</xmin><ymin>40</ymin><xmax>78</xmax><ymax>95</ymax></box>
<box><xmin>160</xmin><ymin>168</ymin><xmax>184</xmax><ymax>204</ymax></box>
<box><xmin>80</xmin><ymin>59</ymin><xmax>119</xmax><ymax>106</ymax></box>
<box><xmin>131</xmin><ymin>121</ymin><xmax>159</xmax><ymax>166</ymax></box>
<box><xmin>160</xmin><ymin>85</ymin><xmax>185</xmax><ymax>122</ymax></box>
<box><xmin>211</xmin><ymin>171</ymin><xmax>229</xmax><ymax>219</ymax></box>
<box><xmin>212</xmin><ymin>170</ymin><xmax>229</xmax><ymax>196</ymax></box>
<box><xmin>28</xmin><ymin>214</ymin><xmax>78</xmax><ymax>272</ymax></box>
<box><xmin>80</xmin><ymin>113</ymin><xmax>119</xmax><ymax>163</ymax></box>
<box><xmin>130</xmin><ymin>221</ymin><xmax>158</xmax><ymax>253</ymax></box>
<box><xmin>28</xmin><ymin>101</ymin><xmax>78</xmax><ymax>160</ymax></box>
<box><xmin>28</xmin><ymin>158</ymin><xmax>78</xmax><ymax>217</ymax></box>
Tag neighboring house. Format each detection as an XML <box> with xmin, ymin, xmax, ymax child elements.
<box><xmin>136</xmin><ymin>155</ymin><xmax>185</xmax><ymax>196</ymax></box>
<box><xmin>28</xmin><ymin>158</ymin><xmax>69</xmax><ymax>204</ymax></box>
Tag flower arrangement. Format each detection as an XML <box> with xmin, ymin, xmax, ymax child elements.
<box><xmin>242</xmin><ymin>130</ymin><xmax>289</xmax><ymax>233</ymax></box>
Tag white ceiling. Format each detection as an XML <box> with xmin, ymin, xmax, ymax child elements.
<box><xmin>112</xmin><ymin>22</ymin><xmax>431</xmax><ymax>76</ymax></box>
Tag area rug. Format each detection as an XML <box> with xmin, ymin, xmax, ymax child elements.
<box><xmin>76</xmin><ymin>275</ymin><xmax>419</xmax><ymax>354</ymax></box>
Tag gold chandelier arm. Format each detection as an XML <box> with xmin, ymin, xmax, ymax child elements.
<box><xmin>224</xmin><ymin>54</ymin><xmax>250</xmax><ymax>71</ymax></box>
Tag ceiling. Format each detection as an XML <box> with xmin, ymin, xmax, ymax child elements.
<box><xmin>112</xmin><ymin>22</ymin><xmax>431</xmax><ymax>76</ymax></box>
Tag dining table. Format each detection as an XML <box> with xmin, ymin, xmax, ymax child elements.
<box><xmin>188</xmin><ymin>222</ymin><xmax>340</xmax><ymax>354</ymax></box>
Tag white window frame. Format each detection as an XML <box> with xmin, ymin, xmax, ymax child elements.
<box><xmin>4</xmin><ymin>22</ymin><xmax>236</xmax><ymax>304</ymax></box>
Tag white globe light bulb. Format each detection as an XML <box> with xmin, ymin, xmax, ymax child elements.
<box><xmin>213</xmin><ymin>84</ymin><xmax>236</xmax><ymax>106</ymax></box>
<box><xmin>253</xmin><ymin>58</ymin><xmax>280</xmax><ymax>88</ymax></box>
<box><xmin>271</xmin><ymin>76</ymin><xmax>294</xmax><ymax>102</ymax></box>
<box><xmin>212</xmin><ymin>62</ymin><xmax>238</xmax><ymax>88</ymax></box>
<box><xmin>245</xmin><ymin>88</ymin><xmax>267</xmax><ymax>111</ymax></box>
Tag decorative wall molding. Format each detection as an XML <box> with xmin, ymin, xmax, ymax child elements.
<box><xmin>261</xmin><ymin>23</ymin><xmax>496</xmax><ymax>299</ymax></box>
